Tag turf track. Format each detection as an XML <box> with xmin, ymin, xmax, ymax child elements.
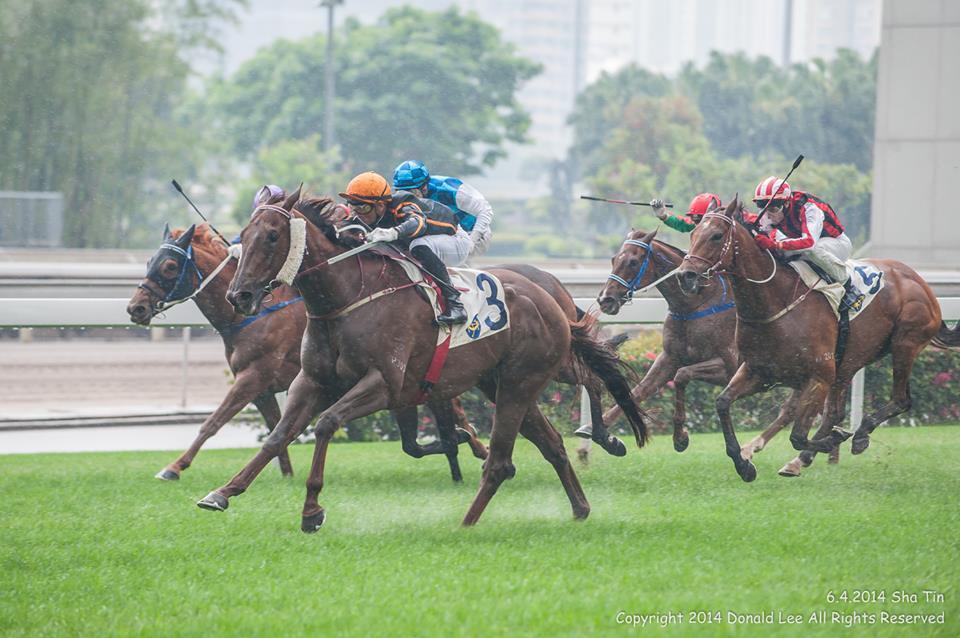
<box><xmin>1</xmin><ymin>427</ymin><xmax>957</xmax><ymax>636</ymax></box>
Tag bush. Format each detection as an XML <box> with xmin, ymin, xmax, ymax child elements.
<box><xmin>278</xmin><ymin>332</ymin><xmax>960</xmax><ymax>443</ymax></box>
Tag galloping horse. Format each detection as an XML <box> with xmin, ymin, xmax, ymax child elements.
<box><xmin>595</xmin><ymin>229</ymin><xmax>834</xmax><ymax>475</ymax></box>
<box><xmin>127</xmin><ymin>222</ymin><xmax>485</xmax><ymax>483</ymax></box>
<box><xmin>197</xmin><ymin>192</ymin><xmax>648</xmax><ymax>529</ymax></box>
<box><xmin>677</xmin><ymin>197</ymin><xmax>956</xmax><ymax>481</ymax></box>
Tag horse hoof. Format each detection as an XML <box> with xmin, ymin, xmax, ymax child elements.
<box><xmin>851</xmin><ymin>435</ymin><xmax>870</xmax><ymax>455</ymax></box>
<box><xmin>778</xmin><ymin>462</ymin><xmax>801</xmax><ymax>477</ymax></box>
<box><xmin>573</xmin><ymin>425</ymin><xmax>593</xmax><ymax>439</ymax></box>
<box><xmin>600</xmin><ymin>436</ymin><xmax>627</xmax><ymax>457</ymax></box>
<box><xmin>155</xmin><ymin>468</ymin><xmax>180</xmax><ymax>481</ymax></box>
<box><xmin>573</xmin><ymin>505</ymin><xmax>590</xmax><ymax>521</ymax></box>
<box><xmin>674</xmin><ymin>436</ymin><xmax>690</xmax><ymax>453</ymax></box>
<box><xmin>454</xmin><ymin>428</ymin><xmax>472</xmax><ymax>444</ymax></box>
<box><xmin>739</xmin><ymin>462</ymin><xmax>757</xmax><ymax>483</ymax></box>
<box><xmin>301</xmin><ymin>510</ymin><xmax>326</xmax><ymax>533</ymax></box>
<box><xmin>196</xmin><ymin>492</ymin><xmax>229</xmax><ymax>512</ymax></box>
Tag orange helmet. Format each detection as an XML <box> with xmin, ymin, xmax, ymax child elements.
<box><xmin>339</xmin><ymin>172</ymin><xmax>392</xmax><ymax>203</ymax></box>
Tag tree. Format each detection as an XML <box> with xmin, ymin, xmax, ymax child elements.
<box><xmin>0</xmin><ymin>0</ymin><xmax>245</xmax><ymax>247</ymax></box>
<box><xmin>207</xmin><ymin>7</ymin><xmax>541</xmax><ymax>180</ymax></box>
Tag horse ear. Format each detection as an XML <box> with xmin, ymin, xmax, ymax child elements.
<box><xmin>177</xmin><ymin>224</ymin><xmax>196</xmax><ymax>247</ymax></box>
<box><xmin>163</xmin><ymin>223</ymin><xmax>171</xmax><ymax>240</ymax></box>
<box><xmin>724</xmin><ymin>195</ymin><xmax>739</xmax><ymax>218</ymax></box>
<box><xmin>641</xmin><ymin>227</ymin><xmax>658</xmax><ymax>244</ymax></box>
<box><xmin>283</xmin><ymin>184</ymin><xmax>303</xmax><ymax>211</ymax></box>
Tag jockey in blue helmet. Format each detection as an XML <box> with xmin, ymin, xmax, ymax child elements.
<box><xmin>392</xmin><ymin>160</ymin><xmax>494</xmax><ymax>258</ymax></box>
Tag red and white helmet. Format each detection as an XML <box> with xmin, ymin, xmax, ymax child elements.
<box><xmin>754</xmin><ymin>176</ymin><xmax>792</xmax><ymax>202</ymax></box>
<box><xmin>688</xmin><ymin>193</ymin><xmax>721</xmax><ymax>218</ymax></box>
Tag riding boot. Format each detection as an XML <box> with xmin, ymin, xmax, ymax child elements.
<box><xmin>410</xmin><ymin>245</ymin><xmax>468</xmax><ymax>325</ymax></box>
<box><xmin>839</xmin><ymin>277</ymin><xmax>864</xmax><ymax>312</ymax></box>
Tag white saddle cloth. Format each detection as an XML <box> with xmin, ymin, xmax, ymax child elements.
<box><xmin>789</xmin><ymin>259</ymin><xmax>884</xmax><ymax>320</ymax></box>
<box><xmin>393</xmin><ymin>261</ymin><xmax>510</xmax><ymax>348</ymax></box>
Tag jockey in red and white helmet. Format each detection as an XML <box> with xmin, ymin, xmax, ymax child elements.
<box><xmin>751</xmin><ymin>176</ymin><xmax>863</xmax><ymax>311</ymax></box>
<box><xmin>650</xmin><ymin>193</ymin><xmax>722</xmax><ymax>232</ymax></box>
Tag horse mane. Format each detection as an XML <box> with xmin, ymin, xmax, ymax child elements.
<box><xmin>169</xmin><ymin>223</ymin><xmax>226</xmax><ymax>255</ymax></box>
<box><xmin>294</xmin><ymin>195</ymin><xmax>355</xmax><ymax>247</ymax></box>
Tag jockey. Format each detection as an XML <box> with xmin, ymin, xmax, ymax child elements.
<box><xmin>392</xmin><ymin>160</ymin><xmax>494</xmax><ymax>257</ymax></box>
<box><xmin>252</xmin><ymin>184</ymin><xmax>286</xmax><ymax>210</ymax></box>
<box><xmin>751</xmin><ymin>176</ymin><xmax>863</xmax><ymax>311</ymax></box>
<box><xmin>650</xmin><ymin>193</ymin><xmax>722</xmax><ymax>232</ymax></box>
<box><xmin>339</xmin><ymin>171</ymin><xmax>468</xmax><ymax>325</ymax></box>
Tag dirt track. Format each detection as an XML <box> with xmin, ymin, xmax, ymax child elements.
<box><xmin>0</xmin><ymin>337</ymin><xmax>233</xmax><ymax>419</ymax></box>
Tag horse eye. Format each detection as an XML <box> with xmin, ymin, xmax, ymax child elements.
<box><xmin>267</xmin><ymin>230</ymin><xmax>279</xmax><ymax>243</ymax></box>
<box><xmin>627</xmin><ymin>258</ymin><xmax>639</xmax><ymax>268</ymax></box>
<box><xmin>711</xmin><ymin>232</ymin><xmax>723</xmax><ymax>241</ymax></box>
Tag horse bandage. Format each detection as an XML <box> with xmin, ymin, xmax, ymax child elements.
<box><xmin>276</xmin><ymin>218</ymin><xmax>307</xmax><ymax>286</ymax></box>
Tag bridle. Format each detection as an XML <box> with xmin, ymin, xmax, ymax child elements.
<box><xmin>681</xmin><ymin>212</ymin><xmax>777</xmax><ymax>285</ymax></box>
<box><xmin>248</xmin><ymin>203</ymin><xmax>308</xmax><ymax>293</ymax></box>
<box><xmin>138</xmin><ymin>242</ymin><xmax>234</xmax><ymax>313</ymax></box>
<box><xmin>606</xmin><ymin>238</ymin><xmax>681</xmax><ymax>303</ymax></box>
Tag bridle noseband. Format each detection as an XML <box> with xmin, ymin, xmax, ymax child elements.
<box><xmin>681</xmin><ymin>212</ymin><xmax>777</xmax><ymax>285</ymax></box>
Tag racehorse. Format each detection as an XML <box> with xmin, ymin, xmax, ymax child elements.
<box><xmin>127</xmin><ymin>221</ymin><xmax>485</xmax><ymax>483</ymax></box>
<box><xmin>677</xmin><ymin>197</ymin><xmax>956</xmax><ymax>481</ymax></box>
<box><xmin>594</xmin><ymin>228</ymin><xmax>835</xmax><ymax>475</ymax></box>
<box><xmin>197</xmin><ymin>191</ymin><xmax>649</xmax><ymax>530</ymax></box>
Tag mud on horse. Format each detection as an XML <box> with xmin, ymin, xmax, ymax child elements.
<box><xmin>595</xmin><ymin>228</ymin><xmax>834</xmax><ymax>476</ymax></box>
<box><xmin>677</xmin><ymin>198</ymin><xmax>955</xmax><ymax>481</ymax></box>
<box><xmin>198</xmin><ymin>191</ymin><xmax>649</xmax><ymax>530</ymax></box>
<box><xmin>128</xmin><ymin>213</ymin><xmax>485</xmax><ymax>484</ymax></box>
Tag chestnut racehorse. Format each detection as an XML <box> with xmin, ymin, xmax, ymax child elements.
<box><xmin>127</xmin><ymin>222</ymin><xmax>485</xmax><ymax>482</ymax></box>
<box><xmin>677</xmin><ymin>198</ymin><xmax>957</xmax><ymax>481</ymax></box>
<box><xmin>197</xmin><ymin>191</ymin><xmax>649</xmax><ymax>530</ymax></box>
<box><xmin>595</xmin><ymin>228</ymin><xmax>835</xmax><ymax>476</ymax></box>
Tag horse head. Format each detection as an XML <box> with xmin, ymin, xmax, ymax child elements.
<box><xmin>597</xmin><ymin>228</ymin><xmax>658</xmax><ymax>315</ymax></box>
<box><xmin>127</xmin><ymin>223</ymin><xmax>204</xmax><ymax>324</ymax></box>
<box><xmin>678</xmin><ymin>196</ymin><xmax>742</xmax><ymax>295</ymax></box>
<box><xmin>227</xmin><ymin>185</ymin><xmax>305</xmax><ymax>315</ymax></box>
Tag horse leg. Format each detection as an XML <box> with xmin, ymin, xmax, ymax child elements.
<box><xmin>786</xmin><ymin>378</ymin><xmax>832</xmax><ymax>452</ymax></box>
<box><xmin>599</xmin><ymin>352</ymin><xmax>679</xmax><ymax>428</ymax></box>
<box><xmin>780</xmin><ymin>387</ymin><xmax>841</xmax><ymax>476</ymax></box>
<box><xmin>520</xmin><ymin>405</ymin><xmax>590</xmax><ymax>520</ymax></box>
<box><xmin>742</xmin><ymin>389</ymin><xmax>800</xmax><ymax>463</ymax></box>
<box><xmin>429</xmin><ymin>399</ymin><xmax>466</xmax><ymax>483</ymax></box>
<box><xmin>585</xmin><ymin>383</ymin><xmax>627</xmax><ymax>457</ymax></box>
<box><xmin>301</xmin><ymin>369</ymin><xmax>391</xmax><ymax>532</ymax></box>
<box><xmin>197</xmin><ymin>373</ymin><xmax>329</xmax><ymax>511</ymax></box>
<box><xmin>462</xmin><ymin>375</ymin><xmax>548</xmax><ymax>526</ymax></box>
<box><xmin>852</xmin><ymin>341</ymin><xmax>922</xmax><ymax>455</ymax></box>
<box><xmin>396</xmin><ymin>407</ymin><xmax>439</xmax><ymax>459</ymax></box>
<box><xmin>672</xmin><ymin>357</ymin><xmax>728</xmax><ymax>453</ymax></box>
<box><xmin>715</xmin><ymin>364</ymin><xmax>766</xmax><ymax>482</ymax></box>
<box><xmin>251</xmin><ymin>392</ymin><xmax>294</xmax><ymax>477</ymax></box>
<box><xmin>451</xmin><ymin>396</ymin><xmax>488</xmax><ymax>460</ymax></box>
<box><xmin>157</xmin><ymin>370</ymin><xmax>266</xmax><ymax>481</ymax></box>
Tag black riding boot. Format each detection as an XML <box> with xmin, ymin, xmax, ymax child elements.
<box><xmin>410</xmin><ymin>245</ymin><xmax>467</xmax><ymax>325</ymax></box>
<box><xmin>839</xmin><ymin>277</ymin><xmax>864</xmax><ymax>312</ymax></box>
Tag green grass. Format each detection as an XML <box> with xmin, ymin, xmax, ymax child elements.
<box><xmin>1</xmin><ymin>427</ymin><xmax>958</xmax><ymax>637</ymax></box>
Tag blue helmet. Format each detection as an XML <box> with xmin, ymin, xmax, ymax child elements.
<box><xmin>392</xmin><ymin>160</ymin><xmax>430</xmax><ymax>190</ymax></box>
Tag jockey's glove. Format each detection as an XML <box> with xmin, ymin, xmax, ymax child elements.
<box><xmin>650</xmin><ymin>198</ymin><xmax>667</xmax><ymax>219</ymax></box>
<box><xmin>366</xmin><ymin>227</ymin><xmax>399</xmax><ymax>243</ymax></box>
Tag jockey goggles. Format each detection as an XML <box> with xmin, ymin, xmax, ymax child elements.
<box><xmin>754</xmin><ymin>198</ymin><xmax>787</xmax><ymax>210</ymax></box>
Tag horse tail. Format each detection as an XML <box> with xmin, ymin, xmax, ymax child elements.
<box><xmin>931</xmin><ymin>320</ymin><xmax>960</xmax><ymax>350</ymax></box>
<box><xmin>568</xmin><ymin>313</ymin><xmax>649</xmax><ymax>448</ymax></box>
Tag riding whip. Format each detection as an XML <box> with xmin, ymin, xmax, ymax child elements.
<box><xmin>753</xmin><ymin>154</ymin><xmax>804</xmax><ymax>230</ymax></box>
<box><xmin>580</xmin><ymin>195</ymin><xmax>674</xmax><ymax>208</ymax></box>
<box><xmin>171</xmin><ymin>179</ymin><xmax>232</xmax><ymax>247</ymax></box>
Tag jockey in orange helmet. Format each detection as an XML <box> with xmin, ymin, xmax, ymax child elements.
<box><xmin>340</xmin><ymin>172</ymin><xmax>468</xmax><ymax>325</ymax></box>
<box><xmin>650</xmin><ymin>193</ymin><xmax>722</xmax><ymax>232</ymax></box>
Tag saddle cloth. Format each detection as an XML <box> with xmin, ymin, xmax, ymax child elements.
<box><xmin>789</xmin><ymin>259</ymin><xmax>884</xmax><ymax>320</ymax></box>
<box><xmin>392</xmin><ymin>259</ymin><xmax>510</xmax><ymax>348</ymax></box>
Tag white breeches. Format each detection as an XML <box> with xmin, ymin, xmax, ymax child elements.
<box><xmin>409</xmin><ymin>227</ymin><xmax>473</xmax><ymax>267</ymax></box>
<box><xmin>780</xmin><ymin>232</ymin><xmax>852</xmax><ymax>283</ymax></box>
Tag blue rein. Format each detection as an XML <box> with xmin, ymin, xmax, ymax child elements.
<box><xmin>669</xmin><ymin>275</ymin><xmax>736</xmax><ymax>321</ymax></box>
<box><xmin>606</xmin><ymin>239</ymin><xmax>653</xmax><ymax>300</ymax></box>
<box><xmin>219</xmin><ymin>296</ymin><xmax>303</xmax><ymax>336</ymax></box>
